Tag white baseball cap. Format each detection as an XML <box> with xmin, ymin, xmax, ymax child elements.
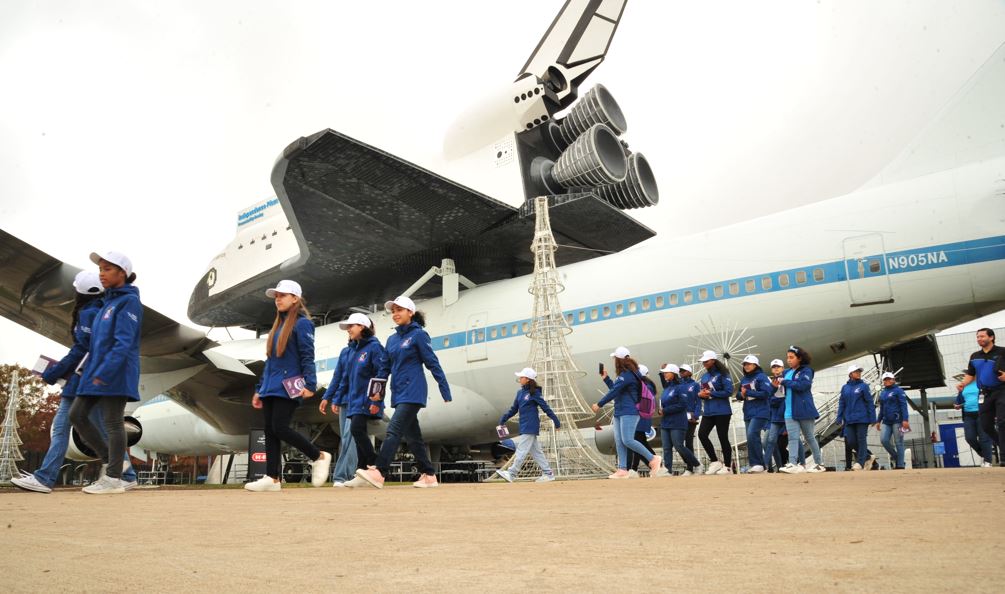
<box><xmin>660</xmin><ymin>363</ymin><xmax>680</xmax><ymax>374</ymax></box>
<box><xmin>847</xmin><ymin>364</ymin><xmax>864</xmax><ymax>374</ymax></box>
<box><xmin>338</xmin><ymin>312</ymin><xmax>373</xmax><ymax>330</ymax></box>
<box><xmin>881</xmin><ymin>371</ymin><xmax>896</xmax><ymax>381</ymax></box>
<box><xmin>639</xmin><ymin>365</ymin><xmax>649</xmax><ymax>376</ymax></box>
<box><xmin>89</xmin><ymin>251</ymin><xmax>133</xmax><ymax>277</ymax></box>
<box><xmin>515</xmin><ymin>367</ymin><xmax>537</xmax><ymax>380</ymax></box>
<box><xmin>609</xmin><ymin>346</ymin><xmax>631</xmax><ymax>358</ymax></box>
<box><xmin>72</xmin><ymin>270</ymin><xmax>104</xmax><ymax>295</ymax></box>
<box><xmin>266</xmin><ymin>279</ymin><xmax>302</xmax><ymax>298</ymax></box>
<box><xmin>679</xmin><ymin>364</ymin><xmax>693</xmax><ymax>373</ymax></box>
<box><xmin>699</xmin><ymin>350</ymin><xmax>718</xmax><ymax>362</ymax></box>
<box><xmin>384</xmin><ymin>295</ymin><xmax>416</xmax><ymax>313</ymax></box>
<box><xmin>769</xmin><ymin>359</ymin><xmax>784</xmax><ymax>368</ymax></box>
<box><xmin>742</xmin><ymin>355</ymin><xmax>760</xmax><ymax>366</ymax></box>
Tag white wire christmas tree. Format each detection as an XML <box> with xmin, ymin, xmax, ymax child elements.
<box><xmin>0</xmin><ymin>368</ymin><xmax>25</xmax><ymax>485</ymax></box>
<box><xmin>500</xmin><ymin>196</ymin><xmax>614</xmax><ymax>480</ymax></box>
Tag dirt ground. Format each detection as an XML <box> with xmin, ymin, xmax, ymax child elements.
<box><xmin>0</xmin><ymin>468</ymin><xmax>1002</xmax><ymax>593</ymax></box>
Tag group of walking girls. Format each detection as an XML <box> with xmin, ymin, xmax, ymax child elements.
<box><xmin>13</xmin><ymin>252</ymin><xmax>143</xmax><ymax>495</ymax></box>
<box><xmin>244</xmin><ymin>283</ymin><xmax>452</xmax><ymax>492</ymax></box>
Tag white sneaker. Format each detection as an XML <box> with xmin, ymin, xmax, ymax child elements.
<box><xmin>344</xmin><ymin>476</ymin><xmax>367</xmax><ymax>488</ymax></box>
<box><xmin>331</xmin><ymin>481</ymin><xmax>346</xmax><ymax>488</ymax></box>
<box><xmin>779</xmin><ymin>463</ymin><xmax>805</xmax><ymax>474</ymax></box>
<box><xmin>806</xmin><ymin>464</ymin><xmax>827</xmax><ymax>473</ymax></box>
<box><xmin>82</xmin><ymin>476</ymin><xmax>125</xmax><ymax>494</ymax></box>
<box><xmin>747</xmin><ymin>465</ymin><xmax>765</xmax><ymax>474</ymax></box>
<box><xmin>311</xmin><ymin>451</ymin><xmax>332</xmax><ymax>487</ymax></box>
<box><xmin>715</xmin><ymin>466</ymin><xmax>731</xmax><ymax>475</ymax></box>
<box><xmin>981</xmin><ymin>461</ymin><xmax>992</xmax><ymax>468</ymax></box>
<box><xmin>653</xmin><ymin>467</ymin><xmax>671</xmax><ymax>478</ymax></box>
<box><xmin>864</xmin><ymin>454</ymin><xmax>876</xmax><ymax>470</ymax></box>
<box><xmin>535</xmin><ymin>474</ymin><xmax>556</xmax><ymax>482</ymax></box>
<box><xmin>11</xmin><ymin>472</ymin><xmax>52</xmax><ymax>494</ymax></box>
<box><xmin>495</xmin><ymin>469</ymin><xmax>514</xmax><ymax>483</ymax></box>
<box><xmin>121</xmin><ymin>479</ymin><xmax>138</xmax><ymax>491</ymax></box>
<box><xmin>706</xmin><ymin>461</ymin><xmax>724</xmax><ymax>474</ymax></box>
<box><xmin>627</xmin><ymin>470</ymin><xmax>640</xmax><ymax>479</ymax></box>
<box><xmin>681</xmin><ymin>470</ymin><xmax>694</xmax><ymax>476</ymax></box>
<box><xmin>244</xmin><ymin>475</ymin><xmax>281</xmax><ymax>492</ymax></box>
<box><xmin>851</xmin><ymin>462</ymin><xmax>862</xmax><ymax>471</ymax></box>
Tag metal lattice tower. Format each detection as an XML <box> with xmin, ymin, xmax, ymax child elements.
<box><xmin>0</xmin><ymin>369</ymin><xmax>25</xmax><ymax>485</ymax></box>
<box><xmin>502</xmin><ymin>196</ymin><xmax>614</xmax><ymax>480</ymax></box>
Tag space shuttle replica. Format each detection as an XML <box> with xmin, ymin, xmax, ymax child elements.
<box><xmin>188</xmin><ymin>0</ymin><xmax>657</xmax><ymax>329</ymax></box>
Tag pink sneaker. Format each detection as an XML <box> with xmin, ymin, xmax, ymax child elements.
<box><xmin>355</xmin><ymin>466</ymin><xmax>385</xmax><ymax>489</ymax></box>
<box><xmin>608</xmin><ymin>469</ymin><xmax>630</xmax><ymax>480</ymax></box>
<box><xmin>648</xmin><ymin>455</ymin><xmax>663</xmax><ymax>477</ymax></box>
<box><xmin>413</xmin><ymin>474</ymin><xmax>439</xmax><ymax>489</ymax></box>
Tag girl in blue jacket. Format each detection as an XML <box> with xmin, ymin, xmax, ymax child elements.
<box><xmin>763</xmin><ymin>359</ymin><xmax>788</xmax><ymax>472</ymax></box>
<box><xmin>591</xmin><ymin>346</ymin><xmax>662</xmax><ymax>479</ymax></box>
<box><xmin>68</xmin><ymin>252</ymin><xmax>144</xmax><ymax>494</ymax></box>
<box><xmin>954</xmin><ymin>377</ymin><xmax>993</xmax><ymax>467</ymax></box>
<box><xmin>319</xmin><ymin>337</ymin><xmax>358</xmax><ymax>486</ymax></box>
<box><xmin>774</xmin><ymin>346</ymin><xmax>826</xmax><ymax>474</ymax></box>
<box><xmin>696</xmin><ymin>351</ymin><xmax>734</xmax><ymax>475</ymax></box>
<box><xmin>245</xmin><ymin>280</ymin><xmax>332</xmax><ymax>492</ymax></box>
<box><xmin>678</xmin><ymin>364</ymin><xmax>701</xmax><ymax>462</ymax></box>
<box><xmin>875</xmin><ymin>372</ymin><xmax>911</xmax><ymax>469</ymax></box>
<box><xmin>738</xmin><ymin>355</ymin><xmax>773</xmax><ymax>473</ymax></box>
<box><xmin>657</xmin><ymin>364</ymin><xmax>701</xmax><ymax>476</ymax></box>
<box><xmin>12</xmin><ymin>271</ymin><xmax>136</xmax><ymax>493</ymax></box>
<box><xmin>337</xmin><ymin>314</ymin><xmax>392</xmax><ymax>482</ymax></box>
<box><xmin>495</xmin><ymin>367</ymin><xmax>561</xmax><ymax>483</ymax></box>
<box><xmin>357</xmin><ymin>296</ymin><xmax>452</xmax><ymax>490</ymax></box>
<box><xmin>836</xmin><ymin>364</ymin><xmax>877</xmax><ymax>470</ymax></box>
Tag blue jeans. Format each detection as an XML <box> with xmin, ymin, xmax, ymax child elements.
<box><xmin>745</xmin><ymin>418</ymin><xmax>770</xmax><ymax>467</ymax></box>
<box><xmin>785</xmin><ymin>418</ymin><xmax>822</xmax><ymax>466</ymax></box>
<box><xmin>332</xmin><ymin>409</ymin><xmax>358</xmax><ymax>482</ymax></box>
<box><xmin>962</xmin><ymin>411</ymin><xmax>994</xmax><ymax>464</ymax></box>
<box><xmin>765</xmin><ymin>422</ymin><xmax>785</xmax><ymax>468</ymax></box>
<box><xmin>661</xmin><ymin>428</ymin><xmax>699</xmax><ymax>471</ymax></box>
<box><xmin>375</xmin><ymin>403</ymin><xmax>435</xmax><ymax>476</ymax></box>
<box><xmin>846</xmin><ymin>423</ymin><xmax>870</xmax><ymax>467</ymax></box>
<box><xmin>880</xmin><ymin>423</ymin><xmax>906</xmax><ymax>468</ymax></box>
<box><xmin>34</xmin><ymin>397</ymin><xmax>136</xmax><ymax>488</ymax></box>
<box><xmin>614</xmin><ymin>415</ymin><xmax>652</xmax><ymax>470</ymax></box>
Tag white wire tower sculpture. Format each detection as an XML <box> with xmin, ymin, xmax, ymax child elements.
<box><xmin>498</xmin><ymin>196</ymin><xmax>615</xmax><ymax>480</ymax></box>
<box><xmin>0</xmin><ymin>368</ymin><xmax>25</xmax><ymax>485</ymax></box>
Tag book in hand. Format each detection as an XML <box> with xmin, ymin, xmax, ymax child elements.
<box><xmin>366</xmin><ymin>377</ymin><xmax>387</xmax><ymax>402</ymax></box>
<box><xmin>282</xmin><ymin>375</ymin><xmax>307</xmax><ymax>398</ymax></box>
<box><xmin>496</xmin><ymin>425</ymin><xmax>510</xmax><ymax>439</ymax></box>
<box><xmin>31</xmin><ymin>355</ymin><xmax>67</xmax><ymax>386</ymax></box>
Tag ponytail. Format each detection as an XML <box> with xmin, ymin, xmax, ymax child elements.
<box><xmin>69</xmin><ymin>293</ymin><xmax>101</xmax><ymax>333</ymax></box>
<box><xmin>412</xmin><ymin>310</ymin><xmax>426</xmax><ymax>327</ymax></box>
<box><xmin>126</xmin><ymin>272</ymin><xmax>137</xmax><ymax>284</ymax></box>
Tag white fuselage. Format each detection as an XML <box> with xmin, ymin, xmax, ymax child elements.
<box><xmin>213</xmin><ymin>155</ymin><xmax>1005</xmax><ymax>446</ymax></box>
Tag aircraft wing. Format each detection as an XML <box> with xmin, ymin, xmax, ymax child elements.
<box><xmin>518</xmin><ymin>0</ymin><xmax>628</xmax><ymax>110</ymax></box>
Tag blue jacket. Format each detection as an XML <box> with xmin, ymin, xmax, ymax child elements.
<box><xmin>78</xmin><ymin>284</ymin><xmax>143</xmax><ymax>400</ymax></box>
<box><xmin>42</xmin><ymin>299</ymin><xmax>102</xmax><ymax>398</ymax></box>
<box><xmin>956</xmin><ymin>383</ymin><xmax>980</xmax><ymax>413</ymax></box>
<box><xmin>499</xmin><ymin>387</ymin><xmax>560</xmax><ymax>435</ymax></box>
<box><xmin>739</xmin><ymin>370</ymin><xmax>773</xmax><ymax>421</ymax></box>
<box><xmin>598</xmin><ymin>370</ymin><xmax>640</xmax><ymax>417</ymax></box>
<box><xmin>768</xmin><ymin>381</ymin><xmax>787</xmax><ymax>423</ymax></box>
<box><xmin>659</xmin><ymin>380</ymin><xmax>689</xmax><ymax>430</ymax></box>
<box><xmin>255</xmin><ymin>313</ymin><xmax>317</xmax><ymax>399</ymax></box>
<box><xmin>967</xmin><ymin>345</ymin><xmax>1005</xmax><ymax>391</ymax></box>
<box><xmin>321</xmin><ymin>341</ymin><xmax>354</xmax><ymax>405</ymax></box>
<box><xmin>339</xmin><ymin>336</ymin><xmax>390</xmax><ymax>417</ymax></box>
<box><xmin>698</xmin><ymin>368</ymin><xmax>734</xmax><ymax>417</ymax></box>
<box><xmin>608</xmin><ymin>375</ymin><xmax>655</xmax><ymax>431</ymax></box>
<box><xmin>679</xmin><ymin>378</ymin><xmax>701</xmax><ymax>422</ymax></box>
<box><xmin>386</xmin><ymin>322</ymin><xmax>451</xmax><ymax>407</ymax></box>
<box><xmin>877</xmin><ymin>384</ymin><xmax>909</xmax><ymax>425</ymax></box>
<box><xmin>836</xmin><ymin>378</ymin><xmax>876</xmax><ymax>425</ymax></box>
<box><xmin>781</xmin><ymin>365</ymin><xmax>819</xmax><ymax>420</ymax></box>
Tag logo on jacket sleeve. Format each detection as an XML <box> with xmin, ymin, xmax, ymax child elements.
<box><xmin>126</xmin><ymin>312</ymin><xmax>138</xmax><ymax>323</ymax></box>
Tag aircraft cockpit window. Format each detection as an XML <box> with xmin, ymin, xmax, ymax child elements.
<box><xmin>813</xmin><ymin>268</ymin><xmax>824</xmax><ymax>281</ymax></box>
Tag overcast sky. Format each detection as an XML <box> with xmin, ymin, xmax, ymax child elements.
<box><xmin>2</xmin><ymin>0</ymin><xmax>1004</xmax><ymax>367</ymax></box>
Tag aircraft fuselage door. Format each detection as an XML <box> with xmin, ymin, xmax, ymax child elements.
<box><xmin>466</xmin><ymin>312</ymin><xmax>488</xmax><ymax>363</ymax></box>
<box><xmin>843</xmin><ymin>233</ymin><xmax>894</xmax><ymax>306</ymax></box>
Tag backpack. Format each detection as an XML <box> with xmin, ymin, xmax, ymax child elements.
<box><xmin>634</xmin><ymin>373</ymin><xmax>656</xmax><ymax>419</ymax></box>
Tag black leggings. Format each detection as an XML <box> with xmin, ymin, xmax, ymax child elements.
<box><xmin>628</xmin><ymin>431</ymin><xmax>656</xmax><ymax>471</ymax></box>
<box><xmin>698</xmin><ymin>415</ymin><xmax>732</xmax><ymax>466</ymax></box>
<box><xmin>262</xmin><ymin>397</ymin><xmax>320</xmax><ymax>479</ymax></box>
<box><xmin>980</xmin><ymin>389</ymin><xmax>1005</xmax><ymax>466</ymax></box>
<box><xmin>69</xmin><ymin>396</ymin><xmax>127</xmax><ymax>479</ymax></box>
<box><xmin>685</xmin><ymin>422</ymin><xmax>697</xmax><ymax>454</ymax></box>
<box><xmin>351</xmin><ymin>414</ymin><xmax>376</xmax><ymax>470</ymax></box>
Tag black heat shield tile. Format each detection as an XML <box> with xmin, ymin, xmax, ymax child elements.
<box><xmin>189</xmin><ymin>129</ymin><xmax>655</xmax><ymax>329</ymax></box>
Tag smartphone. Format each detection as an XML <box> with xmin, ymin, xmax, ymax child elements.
<box><xmin>598</xmin><ymin>362</ymin><xmax>605</xmax><ymax>375</ymax></box>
